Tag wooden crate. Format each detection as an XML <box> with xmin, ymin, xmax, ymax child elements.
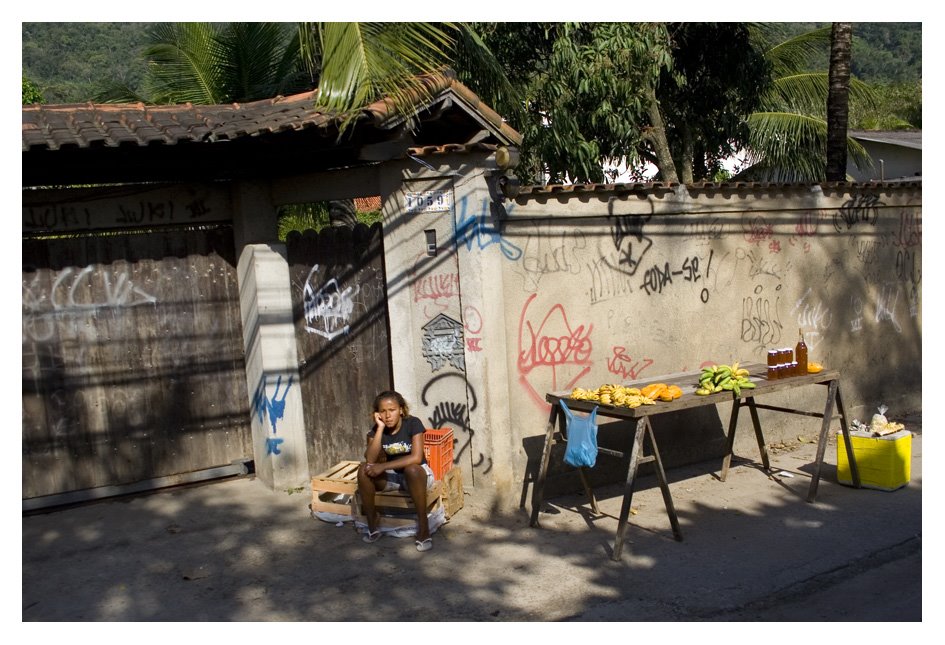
<box><xmin>311</xmin><ymin>460</ymin><xmax>361</xmax><ymax>515</ymax></box>
<box><xmin>352</xmin><ymin>486</ymin><xmax>445</xmax><ymax>529</ymax></box>
<box><xmin>313</xmin><ymin>460</ymin><xmax>447</xmax><ymax>526</ymax></box>
<box><xmin>442</xmin><ymin>467</ymin><xmax>464</xmax><ymax>519</ymax></box>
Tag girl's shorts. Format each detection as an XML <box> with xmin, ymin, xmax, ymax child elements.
<box><xmin>381</xmin><ymin>463</ymin><xmax>435</xmax><ymax>492</ymax></box>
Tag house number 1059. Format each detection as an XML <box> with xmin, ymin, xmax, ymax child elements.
<box><xmin>405</xmin><ymin>190</ymin><xmax>452</xmax><ymax>214</ymax></box>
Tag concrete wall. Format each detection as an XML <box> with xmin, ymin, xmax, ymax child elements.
<box><xmin>378</xmin><ymin>162</ymin><xmax>921</xmax><ymax>508</ymax></box>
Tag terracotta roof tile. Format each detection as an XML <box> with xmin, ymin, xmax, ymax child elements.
<box><xmin>515</xmin><ymin>179</ymin><xmax>920</xmax><ymax>197</ymax></box>
<box><xmin>407</xmin><ymin>142</ymin><xmax>499</xmax><ymax>157</ymax></box>
<box><xmin>23</xmin><ymin>72</ymin><xmax>522</xmax><ymax>155</ymax></box>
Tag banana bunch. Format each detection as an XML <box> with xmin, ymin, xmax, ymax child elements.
<box><xmin>570</xmin><ymin>384</ymin><xmax>657</xmax><ymax>408</ymax></box>
<box><xmin>695</xmin><ymin>362</ymin><xmax>756</xmax><ymax>397</ymax></box>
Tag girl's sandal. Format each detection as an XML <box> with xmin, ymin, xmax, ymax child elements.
<box><xmin>415</xmin><ymin>538</ymin><xmax>433</xmax><ymax>552</ymax></box>
<box><xmin>362</xmin><ymin>529</ymin><xmax>382</xmax><ymax>544</ymax></box>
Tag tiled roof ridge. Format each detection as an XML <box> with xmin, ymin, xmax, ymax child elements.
<box><xmin>515</xmin><ymin>179</ymin><xmax>922</xmax><ymax>196</ymax></box>
<box><xmin>23</xmin><ymin>71</ymin><xmax>522</xmax><ymax>152</ymax></box>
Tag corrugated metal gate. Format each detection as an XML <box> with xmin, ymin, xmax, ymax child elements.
<box><xmin>22</xmin><ymin>226</ymin><xmax>252</xmax><ymax>501</ymax></box>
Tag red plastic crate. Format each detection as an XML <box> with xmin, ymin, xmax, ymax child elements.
<box><xmin>423</xmin><ymin>428</ymin><xmax>454</xmax><ymax>481</ymax></box>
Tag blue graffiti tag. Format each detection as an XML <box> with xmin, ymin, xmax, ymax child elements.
<box><xmin>252</xmin><ymin>374</ymin><xmax>294</xmax><ymax>436</ymax></box>
<box><xmin>265</xmin><ymin>437</ymin><xmax>285</xmax><ymax>455</ymax></box>
<box><xmin>454</xmin><ymin>197</ymin><xmax>522</xmax><ymax>261</ymax></box>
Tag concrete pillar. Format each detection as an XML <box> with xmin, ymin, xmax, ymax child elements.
<box><xmin>232</xmin><ymin>183</ymin><xmax>309</xmax><ymax>491</ymax></box>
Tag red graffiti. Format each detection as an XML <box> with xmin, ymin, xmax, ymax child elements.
<box><xmin>517</xmin><ymin>294</ymin><xmax>593</xmax><ymax>407</ymax></box>
<box><xmin>467</xmin><ymin>338</ymin><xmax>482</xmax><ymax>352</ymax></box>
<box><xmin>768</xmin><ymin>239</ymin><xmax>781</xmax><ymax>253</ymax></box>
<box><xmin>795</xmin><ymin>212</ymin><xmax>819</xmax><ymax>237</ymax></box>
<box><xmin>743</xmin><ymin>216</ymin><xmax>774</xmax><ymax>245</ymax></box>
<box><xmin>414</xmin><ymin>271</ymin><xmax>460</xmax><ymax>303</ymax></box>
<box><xmin>606</xmin><ymin>347</ymin><xmax>653</xmax><ymax>381</ymax></box>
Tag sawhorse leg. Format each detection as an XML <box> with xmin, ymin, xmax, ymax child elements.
<box><xmin>577</xmin><ymin>467</ymin><xmax>601</xmax><ymax>516</ymax></box>
<box><xmin>612</xmin><ymin>416</ymin><xmax>682</xmax><ymax>561</ymax></box>
<box><xmin>720</xmin><ymin>399</ymin><xmax>741</xmax><ymax>481</ymax></box>
<box><xmin>747</xmin><ymin>397</ymin><xmax>771</xmax><ymax>471</ymax></box>
<box><xmin>720</xmin><ymin>397</ymin><xmax>770</xmax><ymax>481</ymax></box>
<box><xmin>807</xmin><ymin>380</ymin><xmax>861</xmax><ymax>501</ymax></box>
<box><xmin>530</xmin><ymin>404</ymin><xmax>559</xmax><ymax>528</ymax></box>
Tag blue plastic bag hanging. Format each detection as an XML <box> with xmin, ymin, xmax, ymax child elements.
<box><xmin>560</xmin><ymin>399</ymin><xmax>599</xmax><ymax>468</ymax></box>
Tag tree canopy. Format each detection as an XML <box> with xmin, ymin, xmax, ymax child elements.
<box><xmin>23</xmin><ymin>21</ymin><xmax>921</xmax><ymax>186</ymax></box>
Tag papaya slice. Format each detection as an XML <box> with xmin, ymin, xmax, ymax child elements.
<box><xmin>641</xmin><ymin>383</ymin><xmax>668</xmax><ymax>400</ymax></box>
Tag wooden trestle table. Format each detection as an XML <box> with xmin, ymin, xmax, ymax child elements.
<box><xmin>529</xmin><ymin>362</ymin><xmax>862</xmax><ymax>561</ymax></box>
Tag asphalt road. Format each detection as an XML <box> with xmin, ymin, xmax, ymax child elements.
<box><xmin>22</xmin><ymin>418</ymin><xmax>925</xmax><ymax>630</ymax></box>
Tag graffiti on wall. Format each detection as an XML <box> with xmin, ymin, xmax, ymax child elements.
<box><xmin>742</xmin><ymin>215</ymin><xmax>781</xmax><ymax>253</ymax></box>
<box><xmin>874</xmin><ymin>282</ymin><xmax>903</xmax><ymax>333</ymax></box>
<box><xmin>789</xmin><ymin>211</ymin><xmax>820</xmax><ymax>253</ymax></box>
<box><xmin>893</xmin><ymin>210</ymin><xmax>921</xmax><ymax>249</ymax></box>
<box><xmin>421</xmin><ymin>372</ymin><xmax>491</xmax><ymax>474</ymax></box>
<box><xmin>834</xmin><ymin>193</ymin><xmax>883</xmax><ymax>232</ymax></box>
<box><xmin>463</xmin><ymin>305</ymin><xmax>484</xmax><ymax>352</ymax></box>
<box><xmin>22</xmin><ymin>265</ymin><xmax>157</xmax><ymax>342</ymax></box>
<box><xmin>638</xmin><ymin>251</ymin><xmax>713</xmax><ymax>303</ymax></box>
<box><xmin>302</xmin><ymin>265</ymin><xmax>358</xmax><ymax>341</ymax></box>
<box><xmin>603</xmin><ymin>199</ymin><xmax>654</xmax><ymax>276</ymax></box>
<box><xmin>587</xmin><ymin>256</ymin><xmax>635</xmax><ymax>305</ymax></box>
<box><xmin>517</xmin><ymin>293</ymin><xmax>593</xmax><ymax>408</ymax></box>
<box><xmin>734</xmin><ymin>247</ymin><xmax>787</xmax><ymax>281</ymax></box>
<box><xmin>24</xmin><ymin>194</ymin><xmax>218</xmax><ymax>233</ymax></box>
<box><xmin>413</xmin><ymin>267</ymin><xmax>461</xmax><ymax>318</ymax></box>
<box><xmin>252</xmin><ymin>374</ymin><xmax>293</xmax><ymax>455</ymax></box>
<box><xmin>606</xmin><ymin>347</ymin><xmax>653</xmax><ymax>382</ymax></box>
<box><xmin>454</xmin><ymin>196</ymin><xmax>522</xmax><ymax>261</ymax></box>
<box><xmin>520</xmin><ymin>221</ymin><xmax>586</xmax><ymax>292</ymax></box>
<box><xmin>422</xmin><ymin>314</ymin><xmax>466</xmax><ymax>372</ymax></box>
<box><xmin>741</xmin><ymin>284</ymin><xmax>784</xmax><ymax>352</ymax></box>
<box><xmin>792</xmin><ymin>287</ymin><xmax>833</xmax><ymax>350</ymax></box>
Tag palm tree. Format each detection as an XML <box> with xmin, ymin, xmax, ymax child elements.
<box><xmin>826</xmin><ymin>22</ymin><xmax>853</xmax><ymax>181</ymax></box>
<box><xmin>739</xmin><ymin>24</ymin><xmax>873</xmax><ymax>182</ymax></box>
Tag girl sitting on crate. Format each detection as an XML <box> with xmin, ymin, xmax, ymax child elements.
<box><xmin>358</xmin><ymin>390</ymin><xmax>436</xmax><ymax>552</ymax></box>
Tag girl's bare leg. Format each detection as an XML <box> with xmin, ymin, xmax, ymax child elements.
<box><xmin>404</xmin><ymin>464</ymin><xmax>430</xmax><ymax>540</ymax></box>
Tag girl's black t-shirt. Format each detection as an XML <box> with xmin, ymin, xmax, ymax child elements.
<box><xmin>367</xmin><ymin>415</ymin><xmax>427</xmax><ymax>472</ymax></box>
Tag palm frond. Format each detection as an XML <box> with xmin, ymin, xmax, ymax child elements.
<box><xmin>143</xmin><ymin>23</ymin><xmax>223</xmax><ymax>104</ymax></box>
<box><xmin>314</xmin><ymin>22</ymin><xmax>456</xmax><ymax>130</ymax></box>
<box><xmin>216</xmin><ymin>23</ymin><xmax>309</xmax><ymax>101</ymax></box>
<box><xmin>762</xmin><ymin>25</ymin><xmax>832</xmax><ymax>76</ymax></box>
<box><xmin>765</xmin><ymin>72</ymin><xmax>877</xmax><ymax>114</ymax></box>
<box><xmin>744</xmin><ymin>111</ymin><xmax>872</xmax><ymax>182</ymax></box>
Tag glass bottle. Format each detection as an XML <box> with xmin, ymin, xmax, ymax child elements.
<box><xmin>795</xmin><ymin>329</ymin><xmax>808</xmax><ymax>376</ymax></box>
